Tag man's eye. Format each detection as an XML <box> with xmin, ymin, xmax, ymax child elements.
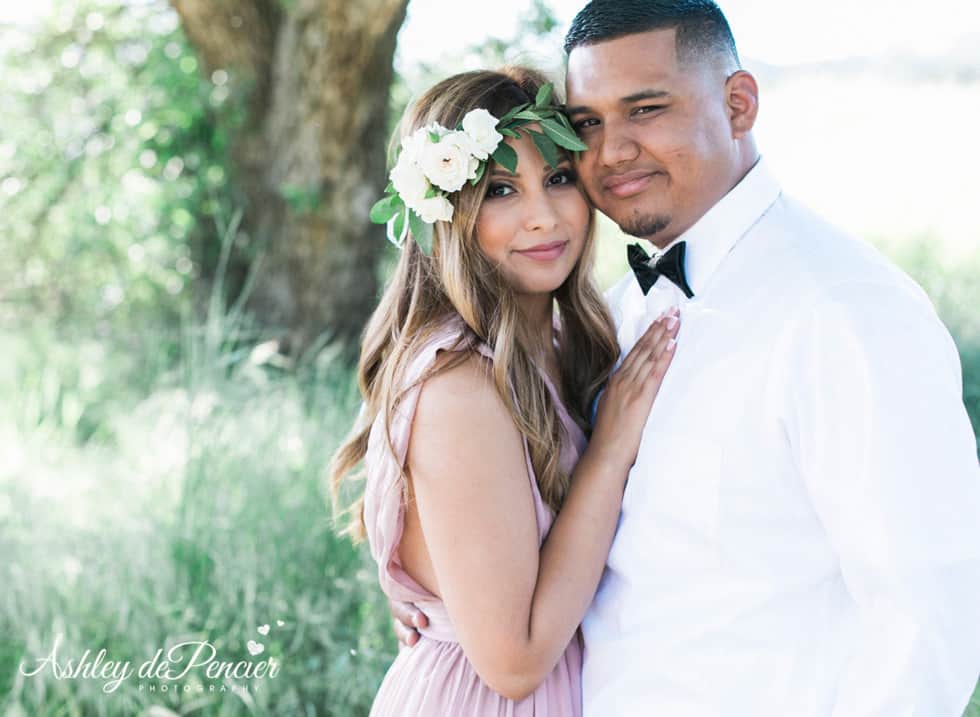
<box><xmin>487</xmin><ymin>183</ymin><xmax>514</xmax><ymax>198</ymax></box>
<box><xmin>573</xmin><ymin>118</ymin><xmax>599</xmax><ymax>131</ymax></box>
<box><xmin>632</xmin><ymin>105</ymin><xmax>665</xmax><ymax>117</ymax></box>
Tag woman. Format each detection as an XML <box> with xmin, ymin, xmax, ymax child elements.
<box><xmin>330</xmin><ymin>67</ymin><xmax>680</xmax><ymax>715</ymax></box>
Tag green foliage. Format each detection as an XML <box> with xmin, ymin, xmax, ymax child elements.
<box><xmin>966</xmin><ymin>681</ymin><xmax>980</xmax><ymax>717</ymax></box>
<box><xmin>490</xmin><ymin>141</ymin><xmax>519</xmax><ymax>174</ymax></box>
<box><xmin>407</xmin><ymin>209</ymin><xmax>433</xmax><ymax>255</ymax></box>
<box><xmin>0</xmin><ymin>0</ymin><xmax>246</xmax><ymax>335</ymax></box>
<box><xmin>279</xmin><ymin>182</ymin><xmax>323</xmax><ymax>215</ymax></box>
<box><xmin>0</xmin><ymin>238</ymin><xmax>395</xmax><ymax>714</ymax></box>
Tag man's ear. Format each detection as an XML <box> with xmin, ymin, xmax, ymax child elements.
<box><xmin>725</xmin><ymin>70</ymin><xmax>759</xmax><ymax>138</ymax></box>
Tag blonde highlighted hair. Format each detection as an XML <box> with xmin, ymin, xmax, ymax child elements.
<box><xmin>329</xmin><ymin>67</ymin><xmax>619</xmax><ymax>540</ymax></box>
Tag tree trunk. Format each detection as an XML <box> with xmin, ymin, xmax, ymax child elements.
<box><xmin>169</xmin><ymin>0</ymin><xmax>409</xmax><ymax>362</ymax></box>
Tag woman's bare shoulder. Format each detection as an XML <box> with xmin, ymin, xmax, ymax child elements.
<box><xmin>408</xmin><ymin>348</ymin><xmax>521</xmax><ymax>482</ymax></box>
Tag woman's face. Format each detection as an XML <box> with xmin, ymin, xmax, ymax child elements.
<box><xmin>474</xmin><ymin>132</ymin><xmax>591</xmax><ymax>296</ymax></box>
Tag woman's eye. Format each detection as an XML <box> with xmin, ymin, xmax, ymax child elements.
<box><xmin>548</xmin><ymin>169</ymin><xmax>577</xmax><ymax>186</ymax></box>
<box><xmin>487</xmin><ymin>183</ymin><xmax>514</xmax><ymax>198</ymax></box>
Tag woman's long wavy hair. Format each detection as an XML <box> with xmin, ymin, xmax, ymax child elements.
<box><xmin>329</xmin><ymin>67</ymin><xmax>619</xmax><ymax>540</ymax></box>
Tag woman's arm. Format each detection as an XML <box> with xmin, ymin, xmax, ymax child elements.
<box><xmin>405</xmin><ymin>311</ymin><xmax>679</xmax><ymax>700</ymax></box>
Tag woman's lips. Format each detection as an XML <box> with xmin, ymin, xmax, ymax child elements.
<box><xmin>514</xmin><ymin>240</ymin><xmax>568</xmax><ymax>262</ymax></box>
<box><xmin>603</xmin><ymin>170</ymin><xmax>658</xmax><ymax>199</ymax></box>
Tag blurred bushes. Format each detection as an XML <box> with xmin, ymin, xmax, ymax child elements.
<box><xmin>0</xmin><ymin>277</ymin><xmax>395</xmax><ymax>715</ymax></box>
<box><xmin>0</xmin><ymin>0</ymin><xmax>246</xmax><ymax>337</ymax></box>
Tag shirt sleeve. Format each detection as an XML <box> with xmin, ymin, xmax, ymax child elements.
<box><xmin>784</xmin><ymin>278</ymin><xmax>980</xmax><ymax>716</ymax></box>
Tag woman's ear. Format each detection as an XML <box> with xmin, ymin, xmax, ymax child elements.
<box><xmin>725</xmin><ymin>70</ymin><xmax>759</xmax><ymax>139</ymax></box>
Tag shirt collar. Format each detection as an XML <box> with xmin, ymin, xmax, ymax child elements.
<box><xmin>645</xmin><ymin>157</ymin><xmax>782</xmax><ymax>298</ymax></box>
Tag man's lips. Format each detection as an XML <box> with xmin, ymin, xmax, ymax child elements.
<box><xmin>602</xmin><ymin>170</ymin><xmax>660</xmax><ymax>199</ymax></box>
<box><xmin>514</xmin><ymin>240</ymin><xmax>568</xmax><ymax>261</ymax></box>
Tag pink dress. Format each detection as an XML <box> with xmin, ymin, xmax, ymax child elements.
<box><xmin>363</xmin><ymin>316</ymin><xmax>588</xmax><ymax>716</ymax></box>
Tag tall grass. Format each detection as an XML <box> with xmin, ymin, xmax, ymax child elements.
<box><xmin>0</xmin><ymin>219</ymin><xmax>394</xmax><ymax>716</ymax></box>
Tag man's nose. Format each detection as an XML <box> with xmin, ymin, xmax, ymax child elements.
<box><xmin>598</xmin><ymin>123</ymin><xmax>640</xmax><ymax>167</ymax></box>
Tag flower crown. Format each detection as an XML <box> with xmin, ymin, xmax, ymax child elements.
<box><xmin>369</xmin><ymin>83</ymin><xmax>588</xmax><ymax>255</ymax></box>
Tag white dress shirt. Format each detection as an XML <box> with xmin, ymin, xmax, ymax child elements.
<box><xmin>581</xmin><ymin>158</ymin><xmax>980</xmax><ymax>716</ymax></box>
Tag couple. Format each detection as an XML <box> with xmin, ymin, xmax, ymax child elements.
<box><xmin>331</xmin><ymin>1</ymin><xmax>980</xmax><ymax>715</ymax></box>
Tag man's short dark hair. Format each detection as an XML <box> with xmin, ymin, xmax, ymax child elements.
<box><xmin>563</xmin><ymin>0</ymin><xmax>741</xmax><ymax>69</ymax></box>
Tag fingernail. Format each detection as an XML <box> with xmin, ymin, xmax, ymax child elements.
<box><xmin>666</xmin><ymin>338</ymin><xmax>676</xmax><ymax>351</ymax></box>
<box><xmin>666</xmin><ymin>315</ymin><xmax>678</xmax><ymax>330</ymax></box>
<box><xmin>413</xmin><ymin>614</ymin><xmax>422</xmax><ymax>628</ymax></box>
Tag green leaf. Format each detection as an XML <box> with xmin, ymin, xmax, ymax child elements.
<box><xmin>369</xmin><ymin>194</ymin><xmax>400</xmax><ymax>224</ymax></box>
<box><xmin>428</xmin><ymin>130</ymin><xmax>441</xmax><ymax>143</ymax></box>
<box><xmin>497</xmin><ymin>103</ymin><xmax>529</xmax><ymax>124</ymax></box>
<box><xmin>540</xmin><ymin>117</ymin><xmax>589</xmax><ymax>152</ymax></box>
<box><xmin>527</xmin><ymin>129</ymin><xmax>559</xmax><ymax>169</ymax></box>
<box><xmin>498</xmin><ymin>127</ymin><xmax>520</xmax><ymax>139</ymax></box>
<box><xmin>388</xmin><ymin>207</ymin><xmax>407</xmax><ymax>247</ymax></box>
<box><xmin>513</xmin><ymin>110</ymin><xmax>543</xmax><ymax>121</ymax></box>
<box><xmin>491</xmin><ymin>142</ymin><xmax>519</xmax><ymax>174</ymax></box>
<box><xmin>534</xmin><ymin>83</ymin><xmax>554</xmax><ymax>108</ymax></box>
<box><xmin>469</xmin><ymin>160</ymin><xmax>487</xmax><ymax>186</ymax></box>
<box><xmin>408</xmin><ymin>209</ymin><xmax>434</xmax><ymax>255</ymax></box>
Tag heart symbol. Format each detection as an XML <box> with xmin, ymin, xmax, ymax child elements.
<box><xmin>257</xmin><ymin>624</ymin><xmax>270</xmax><ymax>635</ymax></box>
<box><xmin>276</xmin><ymin>620</ymin><xmax>285</xmax><ymax>627</ymax></box>
<box><xmin>246</xmin><ymin>640</ymin><xmax>264</xmax><ymax>656</ymax></box>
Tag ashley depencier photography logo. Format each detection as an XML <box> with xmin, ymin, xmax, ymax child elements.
<box><xmin>20</xmin><ymin>622</ymin><xmax>285</xmax><ymax>694</ymax></box>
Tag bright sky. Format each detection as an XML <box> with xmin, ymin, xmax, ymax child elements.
<box><xmin>397</xmin><ymin>0</ymin><xmax>979</xmax><ymax>66</ymax></box>
<box><xmin>3</xmin><ymin>0</ymin><xmax>977</xmax><ymax>65</ymax></box>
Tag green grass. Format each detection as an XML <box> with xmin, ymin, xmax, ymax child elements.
<box><xmin>0</xmin><ymin>310</ymin><xmax>394</xmax><ymax>715</ymax></box>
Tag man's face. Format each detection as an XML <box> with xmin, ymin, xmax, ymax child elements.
<box><xmin>566</xmin><ymin>29</ymin><xmax>738</xmax><ymax>246</ymax></box>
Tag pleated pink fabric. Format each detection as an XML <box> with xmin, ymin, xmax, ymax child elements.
<box><xmin>363</xmin><ymin>315</ymin><xmax>587</xmax><ymax>716</ymax></box>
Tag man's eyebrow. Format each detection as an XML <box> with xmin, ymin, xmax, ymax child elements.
<box><xmin>564</xmin><ymin>89</ymin><xmax>671</xmax><ymax>116</ymax></box>
<box><xmin>622</xmin><ymin>89</ymin><xmax>671</xmax><ymax>103</ymax></box>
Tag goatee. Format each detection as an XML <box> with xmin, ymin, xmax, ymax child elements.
<box><xmin>620</xmin><ymin>213</ymin><xmax>671</xmax><ymax>238</ymax></box>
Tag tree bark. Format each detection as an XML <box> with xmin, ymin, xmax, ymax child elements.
<box><xmin>169</xmin><ymin>0</ymin><xmax>409</xmax><ymax>362</ymax></box>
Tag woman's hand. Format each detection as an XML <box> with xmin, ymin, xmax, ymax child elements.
<box><xmin>390</xmin><ymin>598</ymin><xmax>428</xmax><ymax>649</ymax></box>
<box><xmin>590</xmin><ymin>306</ymin><xmax>680</xmax><ymax>473</ymax></box>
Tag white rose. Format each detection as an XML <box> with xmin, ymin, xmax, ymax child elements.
<box><xmin>461</xmin><ymin>108</ymin><xmax>503</xmax><ymax>160</ymax></box>
<box><xmin>399</xmin><ymin>130</ymin><xmax>426</xmax><ymax>166</ymax></box>
<box><xmin>418</xmin><ymin>131</ymin><xmax>479</xmax><ymax>193</ymax></box>
<box><xmin>414</xmin><ymin>195</ymin><xmax>454</xmax><ymax>223</ymax></box>
<box><xmin>389</xmin><ymin>152</ymin><xmax>429</xmax><ymax>207</ymax></box>
<box><xmin>400</xmin><ymin>123</ymin><xmax>448</xmax><ymax>163</ymax></box>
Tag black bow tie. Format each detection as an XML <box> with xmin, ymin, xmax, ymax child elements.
<box><xmin>627</xmin><ymin>241</ymin><xmax>694</xmax><ymax>298</ymax></box>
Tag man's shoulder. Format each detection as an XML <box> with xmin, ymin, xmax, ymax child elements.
<box><xmin>753</xmin><ymin>194</ymin><xmax>931</xmax><ymax>309</ymax></box>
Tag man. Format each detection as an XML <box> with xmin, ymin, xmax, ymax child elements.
<box><xmin>393</xmin><ymin>1</ymin><xmax>980</xmax><ymax>714</ymax></box>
